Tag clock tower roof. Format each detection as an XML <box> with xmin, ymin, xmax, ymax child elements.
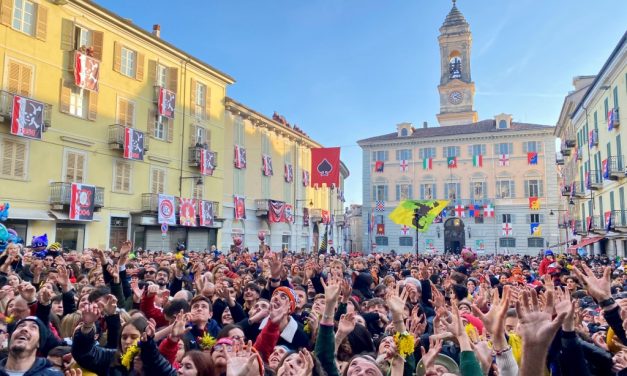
<box><xmin>440</xmin><ymin>3</ymin><xmax>469</xmax><ymax>33</ymax></box>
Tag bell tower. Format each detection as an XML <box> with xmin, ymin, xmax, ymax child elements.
<box><xmin>436</xmin><ymin>0</ymin><xmax>478</xmax><ymax>126</ymax></box>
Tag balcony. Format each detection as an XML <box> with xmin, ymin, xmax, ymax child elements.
<box><xmin>255</xmin><ymin>199</ymin><xmax>269</xmax><ymax>216</ymax></box>
<box><xmin>334</xmin><ymin>214</ymin><xmax>346</xmax><ymax>226</ymax></box>
<box><xmin>310</xmin><ymin>208</ymin><xmax>323</xmax><ymax>223</ymax></box>
<box><xmin>608</xmin><ymin>155</ymin><xmax>624</xmax><ymax>180</ymax></box>
<box><xmin>556</xmin><ymin>157</ymin><xmax>565</xmax><ymax>165</ymax></box>
<box><xmin>610</xmin><ymin>108</ymin><xmax>621</xmax><ymax>128</ymax></box>
<box><xmin>561</xmin><ymin>185</ymin><xmax>571</xmax><ymax>197</ymax></box>
<box><xmin>560</xmin><ymin>148</ymin><xmax>571</xmax><ymax>157</ymax></box>
<box><xmin>589</xmin><ymin>170</ymin><xmax>602</xmax><ymax>190</ymax></box>
<box><xmin>576</xmin><ymin>148</ymin><xmax>582</xmax><ymax>160</ymax></box>
<box><xmin>613</xmin><ymin>210</ymin><xmax>627</xmax><ymax>231</ymax></box>
<box><xmin>574</xmin><ymin>220</ymin><xmax>586</xmax><ymax>235</ymax></box>
<box><xmin>589</xmin><ymin>129</ymin><xmax>599</xmax><ymax>147</ymax></box>
<box><xmin>49</xmin><ymin>182</ymin><xmax>104</xmax><ymax>210</ymax></box>
<box><xmin>590</xmin><ymin>215</ymin><xmax>604</xmax><ymax>234</ymax></box>
<box><xmin>0</xmin><ymin>90</ymin><xmax>52</xmax><ymax>131</ymax></box>
<box><xmin>108</xmin><ymin>124</ymin><xmax>149</xmax><ymax>152</ymax></box>
<box><xmin>573</xmin><ymin>181</ymin><xmax>586</xmax><ymax>198</ymax></box>
<box><xmin>564</xmin><ymin>139</ymin><xmax>576</xmax><ymax>149</ymax></box>
<box><xmin>140</xmin><ymin>193</ymin><xmax>220</xmax><ymax>218</ymax></box>
<box><xmin>188</xmin><ymin>146</ymin><xmax>218</xmax><ymax>168</ymax></box>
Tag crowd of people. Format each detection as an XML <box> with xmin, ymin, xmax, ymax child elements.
<box><xmin>1</xmin><ymin>237</ymin><xmax>627</xmax><ymax>376</ymax></box>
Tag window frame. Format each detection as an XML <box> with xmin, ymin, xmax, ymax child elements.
<box><xmin>69</xmin><ymin>85</ymin><xmax>88</xmax><ymax>118</ymax></box>
<box><xmin>62</xmin><ymin>148</ymin><xmax>87</xmax><ymax>183</ymax></box>
<box><xmin>112</xmin><ymin>159</ymin><xmax>132</xmax><ymax>193</ymax></box>
<box><xmin>12</xmin><ymin>0</ymin><xmax>36</xmax><ymax>36</ymax></box>
<box><xmin>499</xmin><ymin>237</ymin><xmax>516</xmax><ymax>247</ymax></box>
<box><xmin>0</xmin><ymin>136</ymin><xmax>29</xmax><ymax>181</ymax></box>
<box><xmin>527</xmin><ymin>237</ymin><xmax>545</xmax><ymax>248</ymax></box>
<box><xmin>399</xmin><ymin>236</ymin><xmax>413</xmax><ymax>246</ymax></box>
<box><xmin>150</xmin><ymin>166</ymin><xmax>166</xmax><ymax>194</ymax></box>
<box><xmin>120</xmin><ymin>46</ymin><xmax>137</xmax><ymax>78</ymax></box>
<box><xmin>375</xmin><ymin>236</ymin><xmax>388</xmax><ymax>246</ymax></box>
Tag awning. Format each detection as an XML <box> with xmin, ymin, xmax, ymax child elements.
<box><xmin>8</xmin><ymin>208</ymin><xmax>54</xmax><ymax>221</ymax></box>
<box><xmin>50</xmin><ymin>210</ymin><xmax>101</xmax><ymax>222</ymax></box>
<box><xmin>567</xmin><ymin>236</ymin><xmax>603</xmax><ymax>253</ymax></box>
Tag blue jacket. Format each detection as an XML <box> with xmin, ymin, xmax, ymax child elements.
<box><xmin>0</xmin><ymin>357</ymin><xmax>63</xmax><ymax>376</ymax></box>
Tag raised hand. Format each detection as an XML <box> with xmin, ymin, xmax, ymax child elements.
<box><xmin>554</xmin><ymin>288</ymin><xmax>576</xmax><ymax>332</ymax></box>
<box><xmin>429</xmin><ymin>285</ymin><xmax>445</xmax><ymax>309</ymax></box>
<box><xmin>269</xmin><ymin>253</ymin><xmax>283</xmax><ymax>279</ymax></box>
<box><xmin>141</xmin><ymin>318</ymin><xmax>157</xmax><ymax>342</ymax></box>
<box><xmin>337</xmin><ymin>312</ymin><xmax>356</xmax><ymax>335</ymax></box>
<box><xmin>119</xmin><ymin>240</ymin><xmax>132</xmax><ymax>265</ymax></box>
<box><xmin>386</xmin><ymin>284</ymin><xmax>409</xmax><ymax>318</ymax></box>
<box><xmin>18</xmin><ymin>282</ymin><xmax>37</xmax><ymax>303</ymax></box>
<box><xmin>106</xmin><ymin>262</ymin><xmax>120</xmax><ymax>284</ymax></box>
<box><xmin>421</xmin><ymin>336</ymin><xmax>443</xmax><ymax>372</ymax></box>
<box><xmin>170</xmin><ymin>310</ymin><xmax>191</xmax><ymax>340</ymax></box>
<box><xmin>340</xmin><ymin>278</ymin><xmax>352</xmax><ymax>303</ymax></box>
<box><xmin>225</xmin><ymin>341</ymin><xmax>259</xmax><ymax>376</ymax></box>
<box><xmin>472</xmin><ymin>340</ymin><xmax>493</xmax><ymax>374</ymax></box>
<box><xmin>146</xmin><ymin>284</ymin><xmax>160</xmax><ymax>297</ymax></box>
<box><xmin>38</xmin><ymin>285</ymin><xmax>53</xmax><ymax>306</ymax></box>
<box><xmin>573</xmin><ymin>265</ymin><xmax>612</xmax><ymax>303</ymax></box>
<box><xmin>321</xmin><ymin>276</ymin><xmax>342</xmax><ymax>305</ymax></box>
<box><xmin>81</xmin><ymin>303</ymin><xmax>101</xmax><ymax>328</ymax></box>
<box><xmin>472</xmin><ymin>285</ymin><xmax>511</xmax><ymax>346</ymax></box>
<box><xmin>101</xmin><ymin>294</ymin><xmax>118</xmax><ymax>316</ymax></box>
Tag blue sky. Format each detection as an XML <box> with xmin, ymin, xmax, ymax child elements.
<box><xmin>97</xmin><ymin>0</ymin><xmax>626</xmax><ymax>206</ymax></box>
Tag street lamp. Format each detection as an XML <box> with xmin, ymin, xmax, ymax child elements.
<box><xmin>467</xmin><ymin>225</ymin><xmax>472</xmax><ymax>239</ymax></box>
<box><xmin>436</xmin><ymin>226</ymin><xmax>441</xmax><ymax>238</ymax></box>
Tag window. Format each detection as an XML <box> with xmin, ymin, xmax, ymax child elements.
<box><xmin>372</xmin><ymin>150</ymin><xmax>388</xmax><ymax>161</ymax></box>
<box><xmin>150</xmin><ymin>167</ymin><xmax>165</xmax><ymax>194</ymax></box>
<box><xmin>117</xmin><ymin>98</ymin><xmax>135</xmax><ymax>127</ymax></box>
<box><xmin>419</xmin><ymin>147</ymin><xmax>436</xmax><ymax>159</ymax></box>
<box><xmin>282</xmin><ymin>235</ymin><xmax>291</xmax><ymax>251</ymax></box>
<box><xmin>1</xmin><ymin>138</ymin><xmax>28</xmax><ymax>179</ymax></box>
<box><xmin>399</xmin><ymin>237</ymin><xmax>413</xmax><ymax>246</ymax></box>
<box><xmin>55</xmin><ymin>223</ymin><xmax>85</xmax><ymax>251</ymax></box>
<box><xmin>12</xmin><ymin>0</ymin><xmax>35</xmax><ymax>35</ymax></box>
<box><xmin>156</xmin><ymin>64</ymin><xmax>168</xmax><ymax>88</ymax></box>
<box><xmin>470</xmin><ymin>181</ymin><xmax>487</xmax><ymax>199</ymax></box>
<box><xmin>420</xmin><ymin>183</ymin><xmax>436</xmax><ymax>200</ymax></box>
<box><xmin>373</xmin><ymin>185</ymin><xmax>388</xmax><ymax>201</ymax></box>
<box><xmin>120</xmin><ymin>47</ymin><xmax>136</xmax><ymax>77</ymax></box>
<box><xmin>375</xmin><ymin>236</ymin><xmax>388</xmax><ymax>246</ymax></box>
<box><xmin>501</xmin><ymin>214</ymin><xmax>512</xmax><ymax>223</ymax></box>
<box><xmin>499</xmin><ymin>238</ymin><xmax>516</xmax><ymax>247</ymax></box>
<box><xmin>529</xmin><ymin>214</ymin><xmax>541</xmax><ymax>223</ymax></box>
<box><xmin>496</xmin><ymin>179</ymin><xmax>515</xmax><ymax>198</ymax></box>
<box><xmin>191</xmin><ymin>125</ymin><xmax>209</xmax><ymax>146</ymax></box>
<box><xmin>396</xmin><ymin>149</ymin><xmax>412</xmax><ymax>160</ymax></box>
<box><xmin>6</xmin><ymin>59</ymin><xmax>33</xmax><ymax>96</ymax></box>
<box><xmin>396</xmin><ymin>183</ymin><xmax>412</xmax><ymax>201</ymax></box>
<box><xmin>75</xmin><ymin>25</ymin><xmax>90</xmax><ymax>50</ymax></box>
<box><xmin>443</xmin><ymin>146</ymin><xmax>460</xmax><ymax>158</ymax></box>
<box><xmin>528</xmin><ymin>238</ymin><xmax>545</xmax><ymax>248</ymax></box>
<box><xmin>69</xmin><ymin>86</ymin><xmax>87</xmax><ymax>118</ymax></box>
<box><xmin>400</xmin><ymin>128</ymin><xmax>408</xmax><ymax>137</ymax></box>
<box><xmin>70</xmin><ymin>25</ymin><xmax>103</xmax><ymax>60</ymax></box>
<box><xmin>523</xmin><ymin>141</ymin><xmax>543</xmax><ymax>153</ymax></box>
<box><xmin>444</xmin><ymin>182</ymin><xmax>460</xmax><ymax>201</ymax></box>
<box><xmin>194</xmin><ymin>82</ymin><xmax>206</xmax><ymax>119</ymax></box>
<box><xmin>469</xmin><ymin>144</ymin><xmax>486</xmax><ymax>156</ymax></box>
<box><xmin>498</xmin><ymin>120</ymin><xmax>508</xmax><ymax>129</ymax></box>
<box><xmin>525</xmin><ymin>179</ymin><xmax>544</xmax><ymax>197</ymax></box>
<box><xmin>63</xmin><ymin>150</ymin><xmax>85</xmax><ymax>183</ymax></box>
<box><xmin>192</xmin><ymin>180</ymin><xmax>203</xmax><ymax>200</ymax></box>
<box><xmin>153</xmin><ymin>116</ymin><xmax>169</xmax><ymax>140</ymax></box>
<box><xmin>494</xmin><ymin>143</ymin><xmax>513</xmax><ymax>155</ymax></box>
<box><xmin>113</xmin><ymin>160</ymin><xmax>131</xmax><ymax>193</ymax></box>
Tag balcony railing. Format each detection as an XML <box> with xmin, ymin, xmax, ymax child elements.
<box><xmin>561</xmin><ymin>185</ymin><xmax>571</xmax><ymax>197</ymax></box>
<box><xmin>613</xmin><ymin>210</ymin><xmax>627</xmax><ymax>228</ymax></box>
<box><xmin>574</xmin><ymin>219</ymin><xmax>585</xmax><ymax>235</ymax></box>
<box><xmin>609</xmin><ymin>155</ymin><xmax>624</xmax><ymax>180</ymax></box>
<box><xmin>254</xmin><ymin>199</ymin><xmax>269</xmax><ymax>216</ymax></box>
<box><xmin>310</xmin><ymin>208</ymin><xmax>323</xmax><ymax>222</ymax></box>
<box><xmin>49</xmin><ymin>182</ymin><xmax>104</xmax><ymax>208</ymax></box>
<box><xmin>108</xmin><ymin>124</ymin><xmax>149</xmax><ymax>151</ymax></box>
<box><xmin>590</xmin><ymin>215</ymin><xmax>604</xmax><ymax>233</ymax></box>
<box><xmin>573</xmin><ymin>181</ymin><xmax>586</xmax><ymax>198</ymax></box>
<box><xmin>140</xmin><ymin>193</ymin><xmax>219</xmax><ymax>218</ymax></box>
<box><xmin>188</xmin><ymin>146</ymin><xmax>218</xmax><ymax>168</ymax></box>
<box><xmin>0</xmin><ymin>90</ymin><xmax>52</xmax><ymax>130</ymax></box>
<box><xmin>589</xmin><ymin>170</ymin><xmax>603</xmax><ymax>190</ymax></box>
<box><xmin>333</xmin><ymin>214</ymin><xmax>346</xmax><ymax>226</ymax></box>
<box><xmin>556</xmin><ymin>157</ymin><xmax>565</xmax><ymax>165</ymax></box>
<box><xmin>564</xmin><ymin>139</ymin><xmax>576</xmax><ymax>148</ymax></box>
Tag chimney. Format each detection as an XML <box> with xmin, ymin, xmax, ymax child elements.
<box><xmin>152</xmin><ymin>24</ymin><xmax>161</xmax><ymax>38</ymax></box>
<box><xmin>423</xmin><ymin>121</ymin><xmax>428</xmax><ymax>129</ymax></box>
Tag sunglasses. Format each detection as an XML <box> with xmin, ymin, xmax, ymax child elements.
<box><xmin>145</xmin><ymin>270</ymin><xmax>156</xmax><ymax>275</ymax></box>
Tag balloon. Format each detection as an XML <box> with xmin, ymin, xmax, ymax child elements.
<box><xmin>0</xmin><ymin>224</ymin><xmax>9</xmax><ymax>252</ymax></box>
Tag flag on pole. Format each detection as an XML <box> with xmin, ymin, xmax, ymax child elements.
<box><xmin>400</xmin><ymin>225</ymin><xmax>410</xmax><ymax>235</ymax></box>
<box><xmin>502</xmin><ymin>222</ymin><xmax>512</xmax><ymax>236</ymax></box>
<box><xmin>530</xmin><ymin>223</ymin><xmax>542</xmax><ymax>236</ymax></box>
<box><xmin>602</xmin><ymin>159</ymin><xmax>610</xmax><ymax>180</ymax></box>
<box><xmin>605</xmin><ymin>211</ymin><xmax>613</xmax><ymax>231</ymax></box>
<box><xmin>388</xmin><ymin>200</ymin><xmax>448</xmax><ymax>232</ymax></box>
<box><xmin>498</xmin><ymin>154</ymin><xmax>509</xmax><ymax>166</ymax></box>
<box><xmin>375</xmin><ymin>200</ymin><xmax>385</xmax><ymax>211</ymax></box>
<box><xmin>400</xmin><ymin>159</ymin><xmax>409</xmax><ymax>172</ymax></box>
<box><xmin>374</xmin><ymin>160</ymin><xmax>384</xmax><ymax>172</ymax></box>
<box><xmin>422</xmin><ymin>158</ymin><xmax>432</xmax><ymax>170</ymax></box>
<box><xmin>528</xmin><ymin>197</ymin><xmax>540</xmax><ymax>210</ymax></box>
<box><xmin>447</xmin><ymin>157</ymin><xmax>457</xmax><ymax>168</ymax></box>
<box><xmin>483</xmin><ymin>204</ymin><xmax>494</xmax><ymax>217</ymax></box>
<box><xmin>527</xmin><ymin>152</ymin><xmax>538</xmax><ymax>165</ymax></box>
<box><xmin>454</xmin><ymin>205</ymin><xmax>465</xmax><ymax>217</ymax></box>
<box><xmin>473</xmin><ymin>155</ymin><xmax>483</xmax><ymax>167</ymax></box>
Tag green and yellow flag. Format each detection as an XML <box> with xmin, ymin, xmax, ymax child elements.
<box><xmin>389</xmin><ymin>200</ymin><xmax>449</xmax><ymax>232</ymax></box>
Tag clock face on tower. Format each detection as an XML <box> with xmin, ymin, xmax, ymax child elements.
<box><xmin>449</xmin><ymin>91</ymin><xmax>463</xmax><ymax>105</ymax></box>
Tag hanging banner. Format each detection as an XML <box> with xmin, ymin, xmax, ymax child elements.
<box><xmin>11</xmin><ymin>95</ymin><xmax>44</xmax><ymax>140</ymax></box>
<box><xmin>158</xmin><ymin>194</ymin><xmax>176</xmax><ymax>225</ymax></box>
<box><xmin>199</xmin><ymin>200</ymin><xmax>215</xmax><ymax>227</ymax></box>
<box><xmin>311</xmin><ymin>147</ymin><xmax>341</xmax><ymax>187</ymax></box>
<box><xmin>200</xmin><ymin>149</ymin><xmax>216</xmax><ymax>176</ymax></box>
<box><xmin>285</xmin><ymin>204</ymin><xmax>294</xmax><ymax>223</ymax></box>
<box><xmin>262</xmin><ymin>154</ymin><xmax>273</xmax><ymax>176</ymax></box>
<box><xmin>303</xmin><ymin>208</ymin><xmax>309</xmax><ymax>227</ymax></box>
<box><xmin>123</xmin><ymin>127</ymin><xmax>145</xmax><ymax>160</ymax></box>
<box><xmin>69</xmin><ymin>183</ymin><xmax>95</xmax><ymax>221</ymax></box>
<box><xmin>302</xmin><ymin>171</ymin><xmax>310</xmax><ymax>187</ymax></box>
<box><xmin>179</xmin><ymin>198</ymin><xmax>197</xmax><ymax>227</ymax></box>
<box><xmin>321</xmin><ymin>210</ymin><xmax>330</xmax><ymax>224</ymax></box>
<box><xmin>284</xmin><ymin>164</ymin><xmax>293</xmax><ymax>183</ymax></box>
<box><xmin>74</xmin><ymin>51</ymin><xmax>100</xmax><ymax>92</ymax></box>
<box><xmin>234</xmin><ymin>195</ymin><xmax>246</xmax><ymax>221</ymax></box>
<box><xmin>157</xmin><ymin>86</ymin><xmax>176</xmax><ymax>118</ymax></box>
<box><xmin>269</xmin><ymin>200</ymin><xmax>285</xmax><ymax>223</ymax></box>
<box><xmin>234</xmin><ymin>145</ymin><xmax>247</xmax><ymax>169</ymax></box>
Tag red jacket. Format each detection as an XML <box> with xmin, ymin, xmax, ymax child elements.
<box><xmin>253</xmin><ymin>320</ymin><xmax>281</xmax><ymax>363</ymax></box>
<box><xmin>159</xmin><ymin>336</ymin><xmax>181</xmax><ymax>369</ymax></box>
<box><xmin>539</xmin><ymin>257</ymin><xmax>552</xmax><ymax>276</ymax></box>
<box><xmin>140</xmin><ymin>293</ymin><xmax>169</xmax><ymax>328</ymax></box>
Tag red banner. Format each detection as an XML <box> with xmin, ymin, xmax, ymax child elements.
<box><xmin>311</xmin><ymin>147</ymin><xmax>340</xmax><ymax>187</ymax></box>
<box><xmin>269</xmin><ymin>200</ymin><xmax>285</xmax><ymax>223</ymax></box>
<box><xmin>74</xmin><ymin>51</ymin><xmax>99</xmax><ymax>92</ymax></box>
<box><xmin>179</xmin><ymin>198</ymin><xmax>197</xmax><ymax>227</ymax></box>
<box><xmin>158</xmin><ymin>87</ymin><xmax>176</xmax><ymax>118</ymax></box>
<box><xmin>69</xmin><ymin>183</ymin><xmax>95</xmax><ymax>221</ymax></box>
<box><xmin>285</xmin><ymin>204</ymin><xmax>294</xmax><ymax>223</ymax></box>
<box><xmin>11</xmin><ymin>95</ymin><xmax>44</xmax><ymax>140</ymax></box>
<box><xmin>234</xmin><ymin>195</ymin><xmax>246</xmax><ymax>221</ymax></box>
<box><xmin>200</xmin><ymin>149</ymin><xmax>216</xmax><ymax>176</ymax></box>
<box><xmin>199</xmin><ymin>200</ymin><xmax>215</xmax><ymax>227</ymax></box>
<box><xmin>123</xmin><ymin>127</ymin><xmax>145</xmax><ymax>160</ymax></box>
<box><xmin>321</xmin><ymin>210</ymin><xmax>330</xmax><ymax>224</ymax></box>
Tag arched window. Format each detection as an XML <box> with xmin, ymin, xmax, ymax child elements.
<box><xmin>499</xmin><ymin>120</ymin><xmax>508</xmax><ymax>129</ymax></box>
<box><xmin>449</xmin><ymin>51</ymin><xmax>462</xmax><ymax>79</ymax></box>
<box><xmin>400</xmin><ymin>128</ymin><xmax>408</xmax><ymax>137</ymax></box>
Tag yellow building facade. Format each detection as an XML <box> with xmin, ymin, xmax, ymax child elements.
<box><xmin>555</xmin><ymin>32</ymin><xmax>627</xmax><ymax>256</ymax></box>
<box><xmin>223</xmin><ymin>98</ymin><xmax>349</xmax><ymax>253</ymax></box>
<box><xmin>0</xmin><ymin>0</ymin><xmax>234</xmax><ymax>250</ymax></box>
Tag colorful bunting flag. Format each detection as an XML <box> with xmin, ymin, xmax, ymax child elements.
<box><xmin>447</xmin><ymin>156</ymin><xmax>457</xmax><ymax>168</ymax></box>
<box><xmin>400</xmin><ymin>159</ymin><xmax>409</xmax><ymax>172</ymax></box>
<box><xmin>375</xmin><ymin>160</ymin><xmax>384</xmax><ymax>172</ymax></box>
<box><xmin>473</xmin><ymin>155</ymin><xmax>483</xmax><ymax>167</ymax></box>
<box><xmin>527</xmin><ymin>152</ymin><xmax>538</xmax><ymax>165</ymax></box>
<box><xmin>483</xmin><ymin>204</ymin><xmax>494</xmax><ymax>217</ymax></box>
<box><xmin>530</xmin><ymin>223</ymin><xmax>541</xmax><ymax>236</ymax></box>
<box><xmin>422</xmin><ymin>158</ymin><xmax>432</xmax><ymax>170</ymax></box>
<box><xmin>528</xmin><ymin>197</ymin><xmax>540</xmax><ymax>210</ymax></box>
<box><xmin>499</xmin><ymin>154</ymin><xmax>509</xmax><ymax>166</ymax></box>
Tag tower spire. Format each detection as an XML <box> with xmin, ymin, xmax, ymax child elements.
<box><xmin>452</xmin><ymin>0</ymin><xmax>456</xmax><ymax>6</ymax></box>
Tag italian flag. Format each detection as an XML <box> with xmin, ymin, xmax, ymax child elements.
<box><xmin>473</xmin><ymin>155</ymin><xmax>483</xmax><ymax>167</ymax></box>
<box><xmin>423</xmin><ymin>158</ymin><xmax>432</xmax><ymax>170</ymax></box>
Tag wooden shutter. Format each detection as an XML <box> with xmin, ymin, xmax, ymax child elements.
<box><xmin>151</xmin><ymin>168</ymin><xmax>163</xmax><ymax>193</ymax></box>
<box><xmin>166</xmin><ymin>118</ymin><xmax>174</xmax><ymax>143</ymax></box>
<box><xmin>114</xmin><ymin>161</ymin><xmax>122</xmax><ymax>191</ymax></box>
<box><xmin>117</xmin><ymin>99</ymin><xmax>127</xmax><ymax>125</ymax></box>
<box><xmin>1</xmin><ymin>140</ymin><xmax>26</xmax><ymax>179</ymax></box>
<box><xmin>65</xmin><ymin>152</ymin><xmax>75</xmax><ymax>182</ymax></box>
<box><xmin>60</xmin><ymin>19</ymin><xmax>75</xmax><ymax>51</ymax></box>
<box><xmin>91</xmin><ymin>31</ymin><xmax>104</xmax><ymax>61</ymax></box>
<box><xmin>147</xmin><ymin>108</ymin><xmax>155</xmax><ymax>138</ymax></box>
<box><xmin>127</xmin><ymin>101</ymin><xmax>135</xmax><ymax>127</ymax></box>
<box><xmin>135</xmin><ymin>52</ymin><xmax>145</xmax><ymax>81</ymax></box>
<box><xmin>8</xmin><ymin>61</ymin><xmax>32</xmax><ymax>97</ymax></box>
<box><xmin>35</xmin><ymin>4</ymin><xmax>48</xmax><ymax>41</ymax></box>
<box><xmin>123</xmin><ymin>162</ymin><xmax>130</xmax><ymax>192</ymax></box>
<box><xmin>0</xmin><ymin>0</ymin><xmax>11</xmax><ymax>26</ymax></box>
<box><xmin>7</xmin><ymin>61</ymin><xmax>21</xmax><ymax>94</ymax></box>
<box><xmin>113</xmin><ymin>42</ymin><xmax>122</xmax><ymax>73</ymax></box>
<box><xmin>204</xmin><ymin>85</ymin><xmax>210</xmax><ymax>120</ymax></box>
<box><xmin>87</xmin><ymin>91</ymin><xmax>98</xmax><ymax>121</ymax></box>
<box><xmin>205</xmin><ymin>130</ymin><xmax>211</xmax><ymax>149</ymax></box>
<box><xmin>19</xmin><ymin>64</ymin><xmax>31</xmax><ymax>97</ymax></box>
<box><xmin>66</xmin><ymin>152</ymin><xmax>85</xmax><ymax>183</ymax></box>
<box><xmin>59</xmin><ymin>80</ymin><xmax>71</xmax><ymax>114</ymax></box>
<box><xmin>147</xmin><ymin>60</ymin><xmax>156</xmax><ymax>84</ymax></box>
<box><xmin>189</xmin><ymin>78</ymin><xmax>196</xmax><ymax>115</ymax></box>
<box><xmin>168</xmin><ymin>67</ymin><xmax>178</xmax><ymax>93</ymax></box>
